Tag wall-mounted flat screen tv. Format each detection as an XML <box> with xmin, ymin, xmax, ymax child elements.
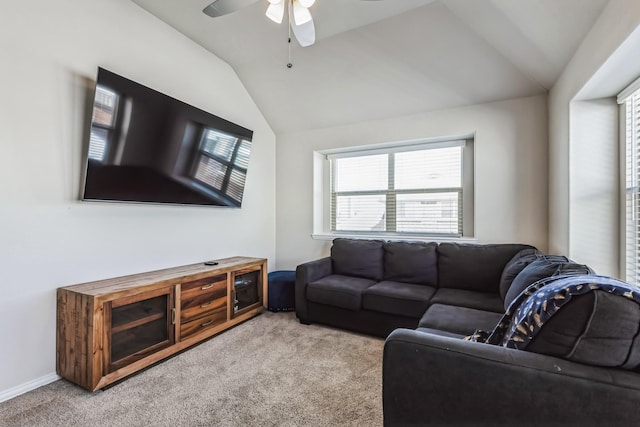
<box><xmin>81</xmin><ymin>67</ymin><xmax>253</xmax><ymax>207</ymax></box>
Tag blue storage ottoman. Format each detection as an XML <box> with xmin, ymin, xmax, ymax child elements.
<box><xmin>267</xmin><ymin>270</ymin><xmax>296</xmax><ymax>312</ymax></box>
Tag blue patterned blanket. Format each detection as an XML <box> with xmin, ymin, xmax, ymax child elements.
<box><xmin>467</xmin><ymin>274</ymin><xmax>640</xmax><ymax>349</ymax></box>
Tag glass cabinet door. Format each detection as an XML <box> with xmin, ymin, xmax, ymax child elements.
<box><xmin>106</xmin><ymin>287</ymin><xmax>175</xmax><ymax>372</ymax></box>
<box><xmin>232</xmin><ymin>268</ymin><xmax>262</xmax><ymax>316</ymax></box>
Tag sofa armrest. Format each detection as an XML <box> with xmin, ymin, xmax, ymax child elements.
<box><xmin>295</xmin><ymin>257</ymin><xmax>333</xmax><ymax>322</ymax></box>
<box><xmin>383</xmin><ymin>329</ymin><xmax>640</xmax><ymax>427</ymax></box>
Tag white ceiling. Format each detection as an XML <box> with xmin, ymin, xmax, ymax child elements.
<box><xmin>132</xmin><ymin>0</ymin><xmax>608</xmax><ymax>134</ymax></box>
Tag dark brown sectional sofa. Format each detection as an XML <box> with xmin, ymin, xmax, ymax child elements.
<box><xmin>295</xmin><ymin>238</ymin><xmax>640</xmax><ymax>426</ymax></box>
<box><xmin>296</xmin><ymin>238</ymin><xmax>544</xmax><ymax>338</ymax></box>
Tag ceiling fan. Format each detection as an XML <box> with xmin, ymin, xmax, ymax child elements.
<box><xmin>203</xmin><ymin>0</ymin><xmax>382</xmax><ymax>48</ymax></box>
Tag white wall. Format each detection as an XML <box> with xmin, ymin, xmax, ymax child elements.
<box><xmin>548</xmin><ymin>0</ymin><xmax>640</xmax><ymax>259</ymax></box>
<box><xmin>275</xmin><ymin>95</ymin><xmax>548</xmax><ymax>270</ymax></box>
<box><xmin>0</xmin><ymin>0</ymin><xmax>276</xmax><ymax>400</ymax></box>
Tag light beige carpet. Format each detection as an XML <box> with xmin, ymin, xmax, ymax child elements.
<box><xmin>0</xmin><ymin>312</ymin><xmax>384</xmax><ymax>426</ymax></box>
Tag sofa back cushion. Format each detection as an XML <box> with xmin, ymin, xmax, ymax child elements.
<box><xmin>437</xmin><ymin>243</ymin><xmax>534</xmax><ymax>292</ymax></box>
<box><xmin>527</xmin><ymin>290</ymin><xmax>640</xmax><ymax>368</ymax></box>
<box><xmin>331</xmin><ymin>238</ymin><xmax>385</xmax><ymax>281</ymax></box>
<box><xmin>383</xmin><ymin>241</ymin><xmax>438</xmax><ymax>285</ymax></box>
<box><xmin>497</xmin><ymin>275</ymin><xmax>640</xmax><ymax>369</ymax></box>
<box><xmin>503</xmin><ymin>256</ymin><xmax>594</xmax><ymax>310</ymax></box>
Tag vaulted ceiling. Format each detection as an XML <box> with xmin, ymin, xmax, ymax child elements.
<box><xmin>132</xmin><ymin>0</ymin><xmax>608</xmax><ymax>134</ymax></box>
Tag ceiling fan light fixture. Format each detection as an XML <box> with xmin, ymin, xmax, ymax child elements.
<box><xmin>266</xmin><ymin>1</ymin><xmax>285</xmax><ymax>24</ymax></box>
<box><xmin>292</xmin><ymin>1</ymin><xmax>312</xmax><ymax>25</ymax></box>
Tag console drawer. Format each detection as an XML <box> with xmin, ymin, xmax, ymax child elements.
<box><xmin>181</xmin><ymin>294</ymin><xmax>226</xmax><ymax>322</ymax></box>
<box><xmin>180</xmin><ymin>307</ymin><xmax>227</xmax><ymax>339</ymax></box>
<box><xmin>181</xmin><ymin>275</ymin><xmax>227</xmax><ymax>300</ymax></box>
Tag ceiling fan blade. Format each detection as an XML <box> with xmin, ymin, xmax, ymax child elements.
<box><xmin>266</xmin><ymin>1</ymin><xmax>286</xmax><ymax>24</ymax></box>
<box><xmin>203</xmin><ymin>0</ymin><xmax>260</xmax><ymax>17</ymax></box>
<box><xmin>292</xmin><ymin>1</ymin><xmax>312</xmax><ymax>26</ymax></box>
<box><xmin>291</xmin><ymin>14</ymin><xmax>315</xmax><ymax>47</ymax></box>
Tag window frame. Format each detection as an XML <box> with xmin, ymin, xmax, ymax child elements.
<box><xmin>313</xmin><ymin>135</ymin><xmax>475</xmax><ymax>241</ymax></box>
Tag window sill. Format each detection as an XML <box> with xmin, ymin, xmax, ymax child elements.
<box><xmin>311</xmin><ymin>233</ymin><xmax>477</xmax><ymax>243</ymax></box>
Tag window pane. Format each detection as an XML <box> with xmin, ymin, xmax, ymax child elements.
<box><xmin>227</xmin><ymin>169</ymin><xmax>246</xmax><ymax>203</ymax></box>
<box><xmin>626</xmin><ymin>92</ymin><xmax>640</xmax><ymax>283</ymax></box>
<box><xmin>626</xmin><ymin>191</ymin><xmax>638</xmax><ymax>282</ymax></box>
<box><xmin>395</xmin><ymin>147</ymin><xmax>461</xmax><ymax>190</ymax></box>
<box><xmin>195</xmin><ymin>156</ymin><xmax>226</xmax><ymax>190</ymax></box>
<box><xmin>92</xmin><ymin>86</ymin><xmax>118</xmax><ymax>127</ymax></box>
<box><xmin>334</xmin><ymin>155</ymin><xmax>388</xmax><ymax>191</ymax></box>
<box><xmin>201</xmin><ymin>129</ymin><xmax>238</xmax><ymax>161</ymax></box>
<box><xmin>335</xmin><ymin>195</ymin><xmax>386</xmax><ymax>231</ymax></box>
<box><xmin>234</xmin><ymin>140</ymin><xmax>251</xmax><ymax>169</ymax></box>
<box><xmin>88</xmin><ymin>127</ymin><xmax>108</xmax><ymax>161</ymax></box>
<box><xmin>396</xmin><ymin>193</ymin><xmax>460</xmax><ymax>235</ymax></box>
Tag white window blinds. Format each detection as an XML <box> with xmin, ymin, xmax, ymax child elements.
<box><xmin>624</xmin><ymin>88</ymin><xmax>640</xmax><ymax>284</ymax></box>
<box><xmin>329</xmin><ymin>141</ymin><xmax>464</xmax><ymax>237</ymax></box>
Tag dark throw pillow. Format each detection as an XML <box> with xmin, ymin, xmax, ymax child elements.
<box><xmin>503</xmin><ymin>255</ymin><xmax>593</xmax><ymax>310</ymax></box>
<box><xmin>498</xmin><ymin>248</ymin><xmax>541</xmax><ymax>300</ymax></box>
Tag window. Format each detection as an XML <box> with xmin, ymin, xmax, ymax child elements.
<box><xmin>88</xmin><ymin>85</ymin><xmax>120</xmax><ymax>162</ymax></box>
<box><xmin>317</xmin><ymin>137</ymin><xmax>474</xmax><ymax>239</ymax></box>
<box><xmin>622</xmin><ymin>84</ymin><xmax>640</xmax><ymax>283</ymax></box>
<box><xmin>193</xmin><ymin>128</ymin><xmax>251</xmax><ymax>205</ymax></box>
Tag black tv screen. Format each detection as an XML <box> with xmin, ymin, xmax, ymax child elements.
<box><xmin>81</xmin><ymin>67</ymin><xmax>253</xmax><ymax>207</ymax></box>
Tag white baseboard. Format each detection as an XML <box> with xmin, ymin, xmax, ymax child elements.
<box><xmin>0</xmin><ymin>372</ymin><xmax>61</xmax><ymax>403</ymax></box>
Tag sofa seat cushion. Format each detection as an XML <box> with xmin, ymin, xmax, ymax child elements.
<box><xmin>430</xmin><ymin>288</ymin><xmax>504</xmax><ymax>313</ymax></box>
<box><xmin>418</xmin><ymin>304</ymin><xmax>502</xmax><ymax>337</ymax></box>
<box><xmin>383</xmin><ymin>241</ymin><xmax>438</xmax><ymax>285</ymax></box>
<box><xmin>306</xmin><ymin>274</ymin><xmax>376</xmax><ymax>310</ymax></box>
<box><xmin>362</xmin><ymin>281</ymin><xmax>436</xmax><ymax>318</ymax></box>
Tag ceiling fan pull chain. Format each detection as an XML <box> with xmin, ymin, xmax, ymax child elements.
<box><xmin>287</xmin><ymin>0</ymin><xmax>293</xmax><ymax>68</ymax></box>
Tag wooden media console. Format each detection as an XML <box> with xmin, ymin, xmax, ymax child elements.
<box><xmin>56</xmin><ymin>256</ymin><xmax>267</xmax><ymax>391</ymax></box>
